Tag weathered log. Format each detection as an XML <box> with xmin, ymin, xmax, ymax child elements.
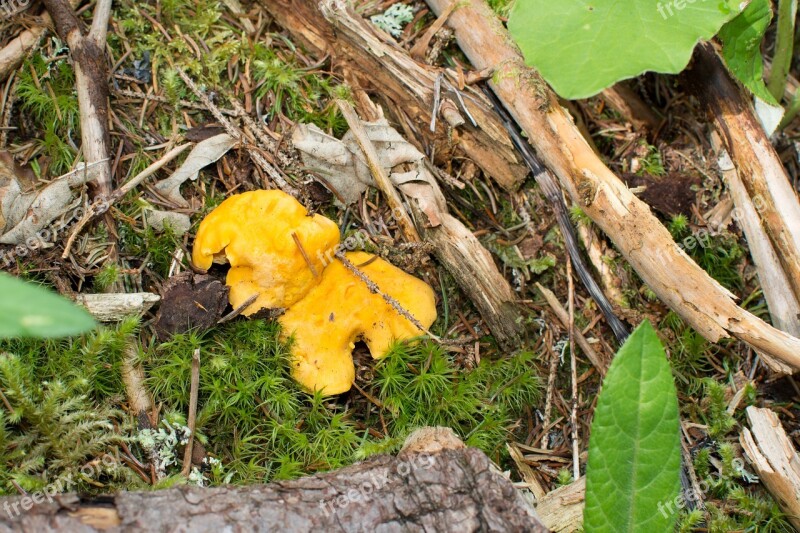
<box><xmin>424</xmin><ymin>0</ymin><xmax>800</xmax><ymax>369</ymax></box>
<box><xmin>685</xmin><ymin>43</ymin><xmax>800</xmax><ymax>307</ymax></box>
<box><xmin>0</xmin><ymin>447</ymin><xmax>547</xmax><ymax>532</ymax></box>
<box><xmin>259</xmin><ymin>0</ymin><xmax>527</xmax><ymax>192</ymax></box>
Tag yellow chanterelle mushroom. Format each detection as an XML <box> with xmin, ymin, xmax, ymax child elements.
<box><xmin>192</xmin><ymin>190</ymin><xmax>340</xmax><ymax>315</ymax></box>
<box><xmin>279</xmin><ymin>251</ymin><xmax>437</xmax><ymax>395</ymax></box>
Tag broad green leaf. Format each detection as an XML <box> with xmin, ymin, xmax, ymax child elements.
<box><xmin>583</xmin><ymin>321</ymin><xmax>681</xmax><ymax>532</ymax></box>
<box><xmin>508</xmin><ymin>0</ymin><xmax>743</xmax><ymax>99</ymax></box>
<box><xmin>719</xmin><ymin>0</ymin><xmax>779</xmax><ymax>106</ymax></box>
<box><xmin>0</xmin><ymin>273</ymin><xmax>96</xmax><ymax>339</ymax></box>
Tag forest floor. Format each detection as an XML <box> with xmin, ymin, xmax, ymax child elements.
<box><xmin>0</xmin><ymin>0</ymin><xmax>798</xmax><ymax>531</ymax></box>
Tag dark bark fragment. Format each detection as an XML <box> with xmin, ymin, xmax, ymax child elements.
<box><xmin>0</xmin><ymin>448</ymin><xmax>547</xmax><ymax>532</ymax></box>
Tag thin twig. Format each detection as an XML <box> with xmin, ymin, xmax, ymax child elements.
<box><xmin>181</xmin><ymin>349</ymin><xmax>201</xmax><ymax>477</ymax></box>
<box><xmin>540</xmin><ymin>341</ymin><xmax>558</xmax><ymax>450</ymax></box>
<box><xmin>173</xmin><ymin>67</ymin><xmax>299</xmax><ymax>196</ymax></box>
<box><xmin>335</xmin><ymin>250</ymin><xmax>438</xmax><ymax>340</ymax></box>
<box><xmin>535</xmin><ymin>283</ymin><xmax>606</xmax><ymax>375</ymax></box>
<box><xmin>567</xmin><ymin>257</ymin><xmax>580</xmax><ymax>480</ymax></box>
<box><xmin>292</xmin><ymin>232</ymin><xmax>320</xmax><ymax>278</ymax></box>
<box><xmin>217</xmin><ymin>293</ymin><xmax>260</xmax><ymax>324</ymax></box>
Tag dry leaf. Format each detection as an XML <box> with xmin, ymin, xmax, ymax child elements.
<box><xmin>0</xmin><ymin>162</ymin><xmax>93</xmax><ymax>245</ymax></box>
<box><xmin>292</xmin><ymin>120</ymin><xmax>445</xmax><ymax>226</ymax></box>
<box><xmin>154</xmin><ymin>133</ymin><xmax>237</xmax><ymax>206</ymax></box>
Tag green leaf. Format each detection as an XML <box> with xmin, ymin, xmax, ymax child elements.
<box><xmin>0</xmin><ymin>273</ymin><xmax>96</xmax><ymax>339</ymax></box>
<box><xmin>719</xmin><ymin>0</ymin><xmax>779</xmax><ymax>106</ymax></box>
<box><xmin>583</xmin><ymin>320</ymin><xmax>681</xmax><ymax>532</ymax></box>
<box><xmin>508</xmin><ymin>0</ymin><xmax>743</xmax><ymax>99</ymax></box>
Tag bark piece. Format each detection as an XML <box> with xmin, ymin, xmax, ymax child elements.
<box><xmin>0</xmin><ymin>447</ymin><xmax>547</xmax><ymax>532</ymax></box>
<box><xmin>260</xmin><ymin>0</ymin><xmax>527</xmax><ymax>192</ymax></box>
<box><xmin>424</xmin><ymin>0</ymin><xmax>800</xmax><ymax>369</ymax></box>
<box><xmin>75</xmin><ymin>293</ymin><xmax>160</xmax><ymax>322</ymax></box>
<box><xmin>740</xmin><ymin>406</ymin><xmax>800</xmax><ymax>531</ymax></box>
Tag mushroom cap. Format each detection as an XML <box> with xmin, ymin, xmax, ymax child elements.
<box><xmin>279</xmin><ymin>251</ymin><xmax>437</xmax><ymax>395</ymax></box>
<box><xmin>192</xmin><ymin>190</ymin><xmax>340</xmax><ymax>315</ymax></box>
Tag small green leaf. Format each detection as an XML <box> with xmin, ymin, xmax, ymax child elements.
<box><xmin>719</xmin><ymin>0</ymin><xmax>779</xmax><ymax>106</ymax></box>
<box><xmin>0</xmin><ymin>273</ymin><xmax>96</xmax><ymax>339</ymax></box>
<box><xmin>508</xmin><ymin>0</ymin><xmax>743</xmax><ymax>99</ymax></box>
<box><xmin>583</xmin><ymin>320</ymin><xmax>681</xmax><ymax>532</ymax></box>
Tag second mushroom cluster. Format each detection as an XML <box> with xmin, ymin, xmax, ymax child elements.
<box><xmin>192</xmin><ymin>190</ymin><xmax>437</xmax><ymax>395</ymax></box>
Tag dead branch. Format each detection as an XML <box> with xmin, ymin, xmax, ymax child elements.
<box><xmin>740</xmin><ymin>406</ymin><xmax>800</xmax><ymax>531</ymax></box>
<box><xmin>424</xmin><ymin>0</ymin><xmax>800</xmax><ymax>369</ymax></box>
<box><xmin>42</xmin><ymin>0</ymin><xmax>113</xmax><ymax>197</ymax></box>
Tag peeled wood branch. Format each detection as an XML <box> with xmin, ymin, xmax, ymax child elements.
<box><xmin>42</xmin><ymin>0</ymin><xmax>113</xmax><ymax>197</ymax></box>
<box><xmin>424</xmin><ymin>0</ymin><xmax>800</xmax><ymax>368</ymax></box>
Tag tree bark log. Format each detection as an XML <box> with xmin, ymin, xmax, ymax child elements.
<box><xmin>0</xmin><ymin>447</ymin><xmax>547</xmax><ymax>532</ymax></box>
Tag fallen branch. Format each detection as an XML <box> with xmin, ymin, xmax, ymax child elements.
<box><xmin>0</xmin><ymin>443</ymin><xmax>547</xmax><ymax>532</ymax></box>
<box><xmin>424</xmin><ymin>0</ymin><xmax>800</xmax><ymax>369</ymax></box>
<box><xmin>259</xmin><ymin>0</ymin><xmax>527</xmax><ymax>191</ymax></box>
<box><xmin>711</xmin><ymin>135</ymin><xmax>800</xmax><ymax>373</ymax></box>
<box><xmin>43</xmin><ymin>0</ymin><xmax>113</xmax><ymax>197</ymax></box>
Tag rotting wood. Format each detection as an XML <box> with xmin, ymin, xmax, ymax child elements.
<box><xmin>259</xmin><ymin>0</ymin><xmax>528</xmax><ymax>192</ymax></box>
<box><xmin>0</xmin><ymin>446</ymin><xmax>547</xmax><ymax>532</ymax></box>
<box><xmin>600</xmin><ymin>83</ymin><xmax>661</xmax><ymax>133</ymax></box>
<box><xmin>534</xmin><ymin>476</ymin><xmax>585</xmax><ymax>532</ymax></box>
<box><xmin>686</xmin><ymin>43</ymin><xmax>800</xmax><ymax>306</ymax></box>
<box><xmin>424</xmin><ymin>0</ymin><xmax>800</xmax><ymax>369</ymax></box>
<box><xmin>740</xmin><ymin>406</ymin><xmax>800</xmax><ymax>531</ymax></box>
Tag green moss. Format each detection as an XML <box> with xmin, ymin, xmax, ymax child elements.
<box><xmin>0</xmin><ymin>321</ymin><xmax>142</xmax><ymax>495</ymax></box>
